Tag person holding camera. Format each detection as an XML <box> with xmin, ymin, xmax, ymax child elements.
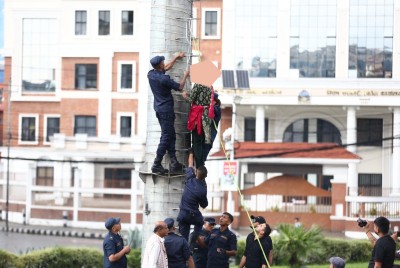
<box><xmin>359</xmin><ymin>216</ymin><xmax>396</xmax><ymax>268</ymax></box>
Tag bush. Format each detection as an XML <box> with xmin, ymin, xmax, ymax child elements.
<box><xmin>0</xmin><ymin>249</ymin><xmax>20</xmax><ymax>268</ymax></box>
<box><xmin>127</xmin><ymin>248</ymin><xmax>141</xmax><ymax>268</ymax></box>
<box><xmin>272</xmin><ymin>236</ymin><xmax>373</xmax><ymax>267</ymax></box>
<box><xmin>19</xmin><ymin>247</ymin><xmax>102</xmax><ymax>268</ymax></box>
<box><xmin>235</xmin><ymin>239</ymin><xmax>246</xmax><ymax>264</ymax></box>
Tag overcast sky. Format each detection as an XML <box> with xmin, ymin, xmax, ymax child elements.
<box><xmin>0</xmin><ymin>0</ymin><xmax>3</xmax><ymax>50</ymax></box>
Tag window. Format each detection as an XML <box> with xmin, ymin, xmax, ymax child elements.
<box><xmin>21</xmin><ymin>116</ymin><xmax>37</xmax><ymax>142</ymax></box>
<box><xmin>22</xmin><ymin>19</ymin><xmax>57</xmax><ymax>92</ymax></box>
<box><xmin>99</xmin><ymin>11</ymin><xmax>110</xmax><ymax>35</ymax></box>
<box><xmin>118</xmin><ymin>61</ymin><xmax>136</xmax><ymax>91</ymax></box>
<box><xmin>243</xmin><ymin>173</ymin><xmax>255</xmax><ymax>189</ymax></box>
<box><xmin>202</xmin><ymin>9</ymin><xmax>220</xmax><ymax>39</ymax></box>
<box><xmin>348</xmin><ymin>1</ymin><xmax>393</xmax><ymax>78</ymax></box>
<box><xmin>283</xmin><ymin>119</ymin><xmax>342</xmax><ymax>144</ymax></box>
<box><xmin>358</xmin><ymin>174</ymin><xmax>382</xmax><ymax>196</ymax></box>
<box><xmin>357</xmin><ymin>118</ymin><xmax>383</xmax><ymax>146</ymax></box>
<box><xmin>104</xmin><ymin>168</ymin><xmax>132</xmax><ymax>198</ymax></box>
<box><xmin>235</xmin><ymin>0</ymin><xmax>278</xmax><ymax>77</ymax></box>
<box><xmin>290</xmin><ymin>1</ymin><xmax>337</xmax><ymax>77</ymax></box>
<box><xmin>121</xmin><ymin>64</ymin><xmax>133</xmax><ymax>89</ymax></box>
<box><xmin>121</xmin><ymin>11</ymin><xmax>134</xmax><ymax>35</ymax></box>
<box><xmin>244</xmin><ymin>118</ymin><xmax>268</xmax><ymax>141</ymax></box>
<box><xmin>74</xmin><ymin>116</ymin><xmax>96</xmax><ymax>137</ymax></box>
<box><xmin>75</xmin><ymin>11</ymin><xmax>87</xmax><ymax>35</ymax></box>
<box><xmin>117</xmin><ymin>113</ymin><xmax>135</xmax><ymax>137</ymax></box>
<box><xmin>37</xmin><ymin>167</ymin><xmax>54</xmax><ymax>186</ymax></box>
<box><xmin>75</xmin><ymin>64</ymin><xmax>97</xmax><ymax>89</ymax></box>
<box><xmin>120</xmin><ymin>116</ymin><xmax>132</xmax><ymax>137</ymax></box>
<box><xmin>45</xmin><ymin>116</ymin><xmax>60</xmax><ymax>142</ymax></box>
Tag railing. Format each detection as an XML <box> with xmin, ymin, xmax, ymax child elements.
<box><xmin>347</xmin><ymin>201</ymin><xmax>400</xmax><ymax>219</ymax></box>
<box><xmin>348</xmin><ymin>187</ymin><xmax>394</xmax><ymax>197</ymax></box>
<box><xmin>242</xmin><ymin>194</ymin><xmax>332</xmax><ymax>214</ymax></box>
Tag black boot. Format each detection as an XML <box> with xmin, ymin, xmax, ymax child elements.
<box><xmin>151</xmin><ymin>158</ymin><xmax>168</xmax><ymax>174</ymax></box>
<box><xmin>170</xmin><ymin>156</ymin><xmax>185</xmax><ymax>174</ymax></box>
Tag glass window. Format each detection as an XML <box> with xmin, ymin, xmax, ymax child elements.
<box><xmin>235</xmin><ymin>0</ymin><xmax>278</xmax><ymax>77</ymax></box>
<box><xmin>46</xmin><ymin>117</ymin><xmax>60</xmax><ymax>142</ymax></box>
<box><xmin>205</xmin><ymin>11</ymin><xmax>217</xmax><ymax>36</ymax></box>
<box><xmin>75</xmin><ymin>64</ymin><xmax>97</xmax><ymax>89</ymax></box>
<box><xmin>22</xmin><ymin>19</ymin><xmax>57</xmax><ymax>92</ymax></box>
<box><xmin>290</xmin><ymin>1</ymin><xmax>337</xmax><ymax>78</ymax></box>
<box><xmin>121</xmin><ymin>64</ymin><xmax>133</xmax><ymax>89</ymax></box>
<box><xmin>120</xmin><ymin>116</ymin><xmax>132</xmax><ymax>137</ymax></box>
<box><xmin>244</xmin><ymin>118</ymin><xmax>268</xmax><ymax>141</ymax></box>
<box><xmin>99</xmin><ymin>11</ymin><xmax>110</xmax><ymax>35</ymax></box>
<box><xmin>122</xmin><ymin>11</ymin><xmax>134</xmax><ymax>35</ymax></box>
<box><xmin>357</xmin><ymin>118</ymin><xmax>383</xmax><ymax>146</ymax></box>
<box><xmin>283</xmin><ymin>119</ymin><xmax>341</xmax><ymax>144</ymax></box>
<box><xmin>348</xmin><ymin>0</ymin><xmax>393</xmax><ymax>78</ymax></box>
<box><xmin>74</xmin><ymin>116</ymin><xmax>96</xmax><ymax>137</ymax></box>
<box><xmin>21</xmin><ymin>117</ymin><xmax>36</xmax><ymax>142</ymax></box>
<box><xmin>36</xmin><ymin>167</ymin><xmax>54</xmax><ymax>186</ymax></box>
<box><xmin>75</xmin><ymin>11</ymin><xmax>87</xmax><ymax>35</ymax></box>
<box><xmin>104</xmin><ymin>168</ymin><xmax>132</xmax><ymax>192</ymax></box>
<box><xmin>358</xmin><ymin>173</ymin><xmax>382</xmax><ymax>196</ymax></box>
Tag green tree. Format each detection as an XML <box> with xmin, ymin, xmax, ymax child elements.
<box><xmin>275</xmin><ymin>223</ymin><xmax>323</xmax><ymax>267</ymax></box>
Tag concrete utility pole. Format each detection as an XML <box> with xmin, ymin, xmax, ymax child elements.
<box><xmin>140</xmin><ymin>0</ymin><xmax>192</xmax><ymax>254</ymax></box>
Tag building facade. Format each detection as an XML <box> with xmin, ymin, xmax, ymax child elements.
<box><xmin>195</xmin><ymin>0</ymin><xmax>400</xmax><ymax>236</ymax></box>
<box><xmin>0</xmin><ymin>0</ymin><xmax>152</xmax><ymax>228</ymax></box>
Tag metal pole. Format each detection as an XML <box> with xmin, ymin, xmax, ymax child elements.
<box><xmin>6</xmin><ymin>79</ymin><xmax>11</xmax><ymax>232</ymax></box>
<box><xmin>230</xmin><ymin>101</ymin><xmax>236</xmax><ymax>161</ymax></box>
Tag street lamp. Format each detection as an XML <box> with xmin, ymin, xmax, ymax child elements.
<box><xmin>227</xmin><ymin>95</ymin><xmax>242</xmax><ymax>213</ymax></box>
<box><xmin>230</xmin><ymin>95</ymin><xmax>242</xmax><ymax>160</ymax></box>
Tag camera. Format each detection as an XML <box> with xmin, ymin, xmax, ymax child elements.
<box><xmin>357</xmin><ymin>218</ymin><xmax>368</xmax><ymax>227</ymax></box>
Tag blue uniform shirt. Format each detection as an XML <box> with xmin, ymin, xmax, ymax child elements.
<box><xmin>164</xmin><ymin>232</ymin><xmax>191</xmax><ymax>268</ymax></box>
<box><xmin>179</xmin><ymin>167</ymin><xmax>208</xmax><ymax>212</ymax></box>
<box><xmin>190</xmin><ymin>227</ymin><xmax>212</xmax><ymax>267</ymax></box>
<box><xmin>205</xmin><ymin>228</ymin><xmax>237</xmax><ymax>268</ymax></box>
<box><xmin>103</xmin><ymin>232</ymin><xmax>127</xmax><ymax>268</ymax></box>
<box><xmin>148</xmin><ymin>69</ymin><xmax>180</xmax><ymax>113</ymax></box>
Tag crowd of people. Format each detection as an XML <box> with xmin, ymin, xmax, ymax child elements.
<box><xmin>101</xmin><ymin>54</ymin><xmax>400</xmax><ymax>268</ymax></box>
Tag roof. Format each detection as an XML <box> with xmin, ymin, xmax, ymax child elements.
<box><xmin>211</xmin><ymin>142</ymin><xmax>360</xmax><ymax>160</ymax></box>
<box><xmin>241</xmin><ymin>175</ymin><xmax>331</xmax><ymax>197</ymax></box>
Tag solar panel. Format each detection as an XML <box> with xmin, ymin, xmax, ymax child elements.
<box><xmin>222</xmin><ymin>70</ymin><xmax>235</xmax><ymax>88</ymax></box>
<box><xmin>236</xmin><ymin>70</ymin><xmax>250</xmax><ymax>89</ymax></box>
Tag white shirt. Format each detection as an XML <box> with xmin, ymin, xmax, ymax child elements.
<box><xmin>142</xmin><ymin>233</ymin><xmax>168</xmax><ymax>268</ymax></box>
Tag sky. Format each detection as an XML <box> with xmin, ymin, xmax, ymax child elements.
<box><xmin>0</xmin><ymin>0</ymin><xmax>3</xmax><ymax>49</ymax></box>
<box><xmin>0</xmin><ymin>0</ymin><xmax>4</xmax><ymax>82</ymax></box>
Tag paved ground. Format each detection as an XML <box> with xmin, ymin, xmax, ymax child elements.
<box><xmin>0</xmin><ymin>221</ymin><xmax>112</xmax><ymax>254</ymax></box>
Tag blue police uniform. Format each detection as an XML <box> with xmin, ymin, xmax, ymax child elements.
<box><xmin>164</xmin><ymin>231</ymin><xmax>191</xmax><ymax>268</ymax></box>
<box><xmin>177</xmin><ymin>167</ymin><xmax>208</xmax><ymax>241</ymax></box>
<box><xmin>103</xmin><ymin>232</ymin><xmax>127</xmax><ymax>268</ymax></box>
<box><xmin>205</xmin><ymin>228</ymin><xmax>237</xmax><ymax>268</ymax></box>
<box><xmin>147</xmin><ymin>69</ymin><xmax>181</xmax><ymax>159</ymax></box>
<box><xmin>190</xmin><ymin>227</ymin><xmax>212</xmax><ymax>268</ymax></box>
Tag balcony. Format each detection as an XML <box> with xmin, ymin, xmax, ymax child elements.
<box><xmin>346</xmin><ymin>187</ymin><xmax>400</xmax><ymax>219</ymax></box>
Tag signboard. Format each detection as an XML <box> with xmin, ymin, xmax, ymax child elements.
<box><xmin>221</xmin><ymin>161</ymin><xmax>238</xmax><ymax>191</ymax></box>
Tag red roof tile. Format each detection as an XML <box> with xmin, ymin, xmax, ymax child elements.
<box><xmin>211</xmin><ymin>142</ymin><xmax>360</xmax><ymax>159</ymax></box>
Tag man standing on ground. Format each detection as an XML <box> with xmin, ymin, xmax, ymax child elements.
<box><xmin>103</xmin><ymin>217</ymin><xmax>131</xmax><ymax>268</ymax></box>
<box><xmin>189</xmin><ymin>217</ymin><xmax>216</xmax><ymax>268</ymax></box>
<box><xmin>362</xmin><ymin>216</ymin><xmax>396</xmax><ymax>268</ymax></box>
<box><xmin>238</xmin><ymin>223</ymin><xmax>272</xmax><ymax>268</ymax></box>
<box><xmin>164</xmin><ymin>217</ymin><xmax>195</xmax><ymax>268</ymax></box>
<box><xmin>205</xmin><ymin>212</ymin><xmax>237</xmax><ymax>268</ymax></box>
<box><xmin>148</xmin><ymin>53</ymin><xmax>190</xmax><ymax>174</ymax></box>
<box><xmin>177</xmin><ymin>151</ymin><xmax>208</xmax><ymax>242</ymax></box>
<box><xmin>249</xmin><ymin>215</ymin><xmax>273</xmax><ymax>265</ymax></box>
<box><xmin>142</xmin><ymin>221</ymin><xmax>169</xmax><ymax>268</ymax></box>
